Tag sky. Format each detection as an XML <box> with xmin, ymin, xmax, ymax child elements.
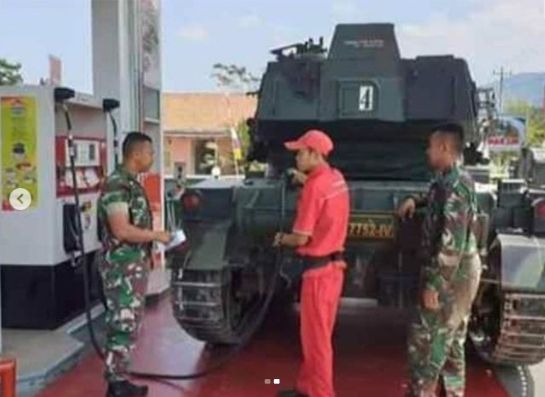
<box><xmin>0</xmin><ymin>0</ymin><xmax>544</xmax><ymax>94</ymax></box>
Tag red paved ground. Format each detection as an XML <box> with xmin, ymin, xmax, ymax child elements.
<box><xmin>37</xmin><ymin>295</ymin><xmax>508</xmax><ymax>397</ymax></box>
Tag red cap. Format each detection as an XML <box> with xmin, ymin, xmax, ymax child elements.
<box><xmin>284</xmin><ymin>129</ymin><xmax>334</xmax><ymax>156</ymax></box>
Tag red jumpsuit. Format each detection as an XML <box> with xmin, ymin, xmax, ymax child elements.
<box><xmin>292</xmin><ymin>163</ymin><xmax>350</xmax><ymax>397</ymax></box>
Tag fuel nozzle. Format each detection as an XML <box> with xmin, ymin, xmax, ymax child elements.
<box><xmin>284</xmin><ymin>167</ymin><xmax>297</xmax><ymax>180</ymax></box>
<box><xmin>102</xmin><ymin>98</ymin><xmax>120</xmax><ymax>112</ymax></box>
<box><xmin>54</xmin><ymin>87</ymin><xmax>76</xmax><ymax>131</ymax></box>
<box><xmin>102</xmin><ymin>98</ymin><xmax>121</xmax><ymax>165</ymax></box>
<box><xmin>283</xmin><ymin>167</ymin><xmax>305</xmax><ymax>189</ymax></box>
<box><xmin>54</xmin><ymin>87</ymin><xmax>75</xmax><ymax>103</ymax></box>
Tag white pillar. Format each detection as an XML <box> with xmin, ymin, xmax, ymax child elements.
<box><xmin>91</xmin><ymin>0</ymin><xmax>143</xmax><ymax>171</ymax></box>
<box><xmin>92</xmin><ymin>0</ymin><xmax>167</xmax><ymax>292</ymax></box>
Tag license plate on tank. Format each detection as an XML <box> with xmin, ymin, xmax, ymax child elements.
<box><xmin>348</xmin><ymin>213</ymin><xmax>396</xmax><ymax>240</ymax></box>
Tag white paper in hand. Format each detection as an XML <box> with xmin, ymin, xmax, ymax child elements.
<box><xmin>163</xmin><ymin>229</ymin><xmax>186</xmax><ymax>251</ymax></box>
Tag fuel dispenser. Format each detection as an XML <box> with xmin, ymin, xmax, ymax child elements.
<box><xmin>0</xmin><ymin>86</ymin><xmax>280</xmax><ymax>381</ymax></box>
<box><xmin>0</xmin><ymin>85</ymin><xmax>118</xmax><ymax>329</ymax></box>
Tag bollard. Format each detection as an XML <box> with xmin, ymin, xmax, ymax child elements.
<box><xmin>0</xmin><ymin>357</ymin><xmax>16</xmax><ymax>397</ymax></box>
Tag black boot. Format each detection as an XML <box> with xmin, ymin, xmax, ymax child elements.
<box><xmin>106</xmin><ymin>380</ymin><xmax>149</xmax><ymax>397</ymax></box>
<box><xmin>277</xmin><ymin>390</ymin><xmax>308</xmax><ymax>397</ymax></box>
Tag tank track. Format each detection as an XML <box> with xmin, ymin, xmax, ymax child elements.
<box><xmin>171</xmin><ymin>267</ymin><xmax>244</xmax><ymax>345</ymax></box>
<box><xmin>474</xmin><ymin>292</ymin><xmax>545</xmax><ymax>365</ymax></box>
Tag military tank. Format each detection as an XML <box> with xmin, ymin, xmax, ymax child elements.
<box><xmin>516</xmin><ymin>147</ymin><xmax>545</xmax><ymax>187</ymax></box>
<box><xmin>170</xmin><ymin>23</ymin><xmax>545</xmax><ymax>366</ymax></box>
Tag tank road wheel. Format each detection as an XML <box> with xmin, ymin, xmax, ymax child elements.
<box><xmin>171</xmin><ymin>268</ymin><xmax>248</xmax><ymax>345</ymax></box>
<box><xmin>470</xmin><ymin>286</ymin><xmax>545</xmax><ymax>366</ymax></box>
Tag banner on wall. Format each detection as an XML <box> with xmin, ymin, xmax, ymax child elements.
<box><xmin>1</xmin><ymin>96</ymin><xmax>38</xmax><ymax>211</ymax></box>
<box><xmin>230</xmin><ymin>127</ymin><xmax>242</xmax><ymax>161</ymax></box>
<box><xmin>141</xmin><ymin>172</ymin><xmax>163</xmax><ymax>268</ymax></box>
<box><xmin>487</xmin><ymin>115</ymin><xmax>526</xmax><ymax>153</ymax></box>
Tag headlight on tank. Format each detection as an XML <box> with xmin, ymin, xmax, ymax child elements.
<box><xmin>181</xmin><ymin>191</ymin><xmax>203</xmax><ymax>215</ymax></box>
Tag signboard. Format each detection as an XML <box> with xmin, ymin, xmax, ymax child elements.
<box><xmin>1</xmin><ymin>96</ymin><xmax>38</xmax><ymax>211</ymax></box>
<box><xmin>230</xmin><ymin>127</ymin><xmax>242</xmax><ymax>161</ymax></box>
<box><xmin>487</xmin><ymin>116</ymin><xmax>526</xmax><ymax>152</ymax></box>
<box><xmin>141</xmin><ymin>172</ymin><xmax>162</xmax><ymax>268</ymax></box>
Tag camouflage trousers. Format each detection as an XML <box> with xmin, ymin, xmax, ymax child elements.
<box><xmin>99</xmin><ymin>258</ymin><xmax>149</xmax><ymax>382</ymax></box>
<box><xmin>407</xmin><ymin>255</ymin><xmax>481</xmax><ymax>397</ymax></box>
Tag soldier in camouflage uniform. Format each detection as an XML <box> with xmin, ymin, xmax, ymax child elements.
<box><xmin>98</xmin><ymin>132</ymin><xmax>171</xmax><ymax>397</ymax></box>
<box><xmin>397</xmin><ymin>123</ymin><xmax>482</xmax><ymax>397</ymax></box>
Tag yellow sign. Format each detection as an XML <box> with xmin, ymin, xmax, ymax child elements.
<box><xmin>348</xmin><ymin>214</ymin><xmax>396</xmax><ymax>240</ymax></box>
<box><xmin>233</xmin><ymin>147</ymin><xmax>242</xmax><ymax>161</ymax></box>
<box><xmin>1</xmin><ymin>96</ymin><xmax>38</xmax><ymax>211</ymax></box>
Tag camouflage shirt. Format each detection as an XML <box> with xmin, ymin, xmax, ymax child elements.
<box><xmin>420</xmin><ymin>165</ymin><xmax>478</xmax><ymax>292</ymax></box>
<box><xmin>98</xmin><ymin>166</ymin><xmax>153</xmax><ymax>265</ymax></box>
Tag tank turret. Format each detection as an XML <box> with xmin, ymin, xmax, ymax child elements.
<box><xmin>249</xmin><ymin>23</ymin><xmax>479</xmax><ymax>180</ymax></box>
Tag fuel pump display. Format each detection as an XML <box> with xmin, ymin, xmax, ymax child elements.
<box><xmin>56</xmin><ymin>135</ymin><xmax>107</xmax><ymax>252</ymax></box>
<box><xmin>55</xmin><ymin>136</ymin><xmax>106</xmax><ymax>196</ymax></box>
<box><xmin>0</xmin><ymin>85</ymin><xmax>117</xmax><ymax>329</ymax></box>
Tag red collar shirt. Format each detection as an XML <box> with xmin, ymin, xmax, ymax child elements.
<box><xmin>292</xmin><ymin>164</ymin><xmax>350</xmax><ymax>261</ymax></box>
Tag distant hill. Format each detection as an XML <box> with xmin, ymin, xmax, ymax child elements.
<box><xmin>486</xmin><ymin>72</ymin><xmax>545</xmax><ymax>108</ymax></box>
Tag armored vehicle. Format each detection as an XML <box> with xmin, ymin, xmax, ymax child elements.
<box><xmin>170</xmin><ymin>24</ymin><xmax>545</xmax><ymax>366</ymax></box>
<box><xmin>517</xmin><ymin>147</ymin><xmax>545</xmax><ymax>187</ymax></box>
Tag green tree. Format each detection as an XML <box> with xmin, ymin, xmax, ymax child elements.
<box><xmin>210</xmin><ymin>63</ymin><xmax>262</xmax><ymax>173</ymax></box>
<box><xmin>505</xmin><ymin>100</ymin><xmax>545</xmax><ymax>146</ymax></box>
<box><xmin>235</xmin><ymin>119</ymin><xmax>251</xmax><ymax>156</ymax></box>
<box><xmin>0</xmin><ymin>58</ymin><xmax>23</xmax><ymax>85</ymax></box>
<box><xmin>211</xmin><ymin>63</ymin><xmax>260</xmax><ymax>93</ymax></box>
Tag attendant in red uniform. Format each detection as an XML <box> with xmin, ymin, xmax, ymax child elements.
<box><xmin>274</xmin><ymin>129</ymin><xmax>350</xmax><ymax>397</ymax></box>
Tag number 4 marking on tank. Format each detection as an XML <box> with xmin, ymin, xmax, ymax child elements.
<box><xmin>359</xmin><ymin>85</ymin><xmax>374</xmax><ymax>112</ymax></box>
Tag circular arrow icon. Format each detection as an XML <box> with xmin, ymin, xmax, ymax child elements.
<box><xmin>9</xmin><ymin>188</ymin><xmax>32</xmax><ymax>211</ymax></box>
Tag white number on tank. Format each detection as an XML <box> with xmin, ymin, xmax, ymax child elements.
<box><xmin>359</xmin><ymin>85</ymin><xmax>374</xmax><ymax>112</ymax></box>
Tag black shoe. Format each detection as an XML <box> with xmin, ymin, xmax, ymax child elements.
<box><xmin>124</xmin><ymin>381</ymin><xmax>149</xmax><ymax>396</ymax></box>
<box><xmin>106</xmin><ymin>380</ymin><xmax>149</xmax><ymax>397</ymax></box>
<box><xmin>276</xmin><ymin>390</ymin><xmax>307</xmax><ymax>397</ymax></box>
